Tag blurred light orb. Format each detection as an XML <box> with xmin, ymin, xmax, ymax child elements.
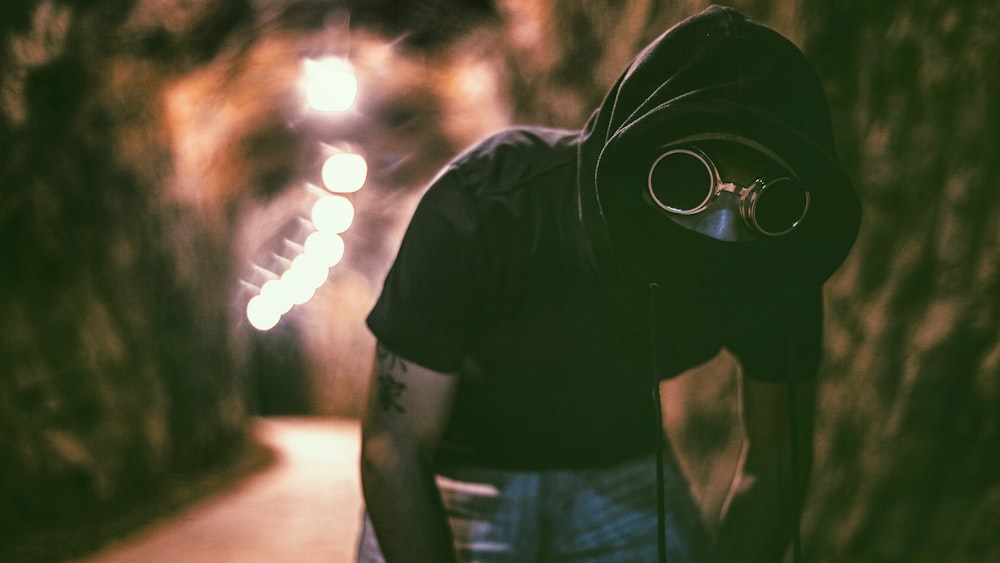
<box><xmin>246</xmin><ymin>295</ymin><xmax>281</xmax><ymax>331</ymax></box>
<box><xmin>322</xmin><ymin>153</ymin><xmax>368</xmax><ymax>193</ymax></box>
<box><xmin>304</xmin><ymin>231</ymin><xmax>346</xmax><ymax>267</ymax></box>
<box><xmin>259</xmin><ymin>279</ymin><xmax>294</xmax><ymax>315</ymax></box>
<box><xmin>290</xmin><ymin>253</ymin><xmax>331</xmax><ymax>289</ymax></box>
<box><xmin>302</xmin><ymin>57</ymin><xmax>358</xmax><ymax>112</ymax></box>
<box><xmin>311</xmin><ymin>195</ymin><xmax>354</xmax><ymax>233</ymax></box>
<box><xmin>280</xmin><ymin>266</ymin><xmax>319</xmax><ymax>306</ymax></box>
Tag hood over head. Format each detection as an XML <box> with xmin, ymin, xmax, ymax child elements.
<box><xmin>576</xmin><ymin>5</ymin><xmax>861</xmax><ymax>330</ymax></box>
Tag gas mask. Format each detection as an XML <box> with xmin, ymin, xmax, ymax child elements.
<box><xmin>646</xmin><ymin>143</ymin><xmax>809</xmax><ymax>242</ymax></box>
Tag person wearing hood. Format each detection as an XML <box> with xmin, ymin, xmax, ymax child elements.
<box><xmin>358</xmin><ymin>5</ymin><xmax>860</xmax><ymax>563</ymax></box>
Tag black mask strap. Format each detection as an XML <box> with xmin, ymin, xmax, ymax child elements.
<box><xmin>787</xmin><ymin>317</ymin><xmax>804</xmax><ymax>563</ymax></box>
<box><xmin>648</xmin><ymin>283</ymin><xmax>669</xmax><ymax>563</ymax></box>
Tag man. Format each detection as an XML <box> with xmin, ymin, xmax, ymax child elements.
<box><xmin>358</xmin><ymin>5</ymin><xmax>861</xmax><ymax>562</ymax></box>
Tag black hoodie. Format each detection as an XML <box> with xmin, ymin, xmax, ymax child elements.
<box><xmin>578</xmin><ymin>5</ymin><xmax>860</xmax><ymax>333</ymax></box>
<box><xmin>368</xmin><ymin>6</ymin><xmax>860</xmax><ymax>470</ymax></box>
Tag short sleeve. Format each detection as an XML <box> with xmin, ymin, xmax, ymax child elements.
<box><xmin>724</xmin><ymin>288</ymin><xmax>824</xmax><ymax>382</ymax></box>
<box><xmin>366</xmin><ymin>174</ymin><xmax>487</xmax><ymax>373</ymax></box>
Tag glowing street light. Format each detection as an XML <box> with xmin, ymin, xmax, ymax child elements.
<box><xmin>322</xmin><ymin>152</ymin><xmax>368</xmax><ymax>193</ymax></box>
<box><xmin>259</xmin><ymin>278</ymin><xmax>294</xmax><ymax>315</ymax></box>
<box><xmin>246</xmin><ymin>294</ymin><xmax>282</xmax><ymax>331</ymax></box>
<box><xmin>290</xmin><ymin>253</ymin><xmax>331</xmax><ymax>290</ymax></box>
<box><xmin>303</xmin><ymin>230</ymin><xmax>346</xmax><ymax>267</ymax></box>
<box><xmin>301</xmin><ymin>57</ymin><xmax>358</xmax><ymax>112</ymax></box>
<box><xmin>280</xmin><ymin>266</ymin><xmax>318</xmax><ymax>306</ymax></box>
<box><xmin>247</xmin><ymin>54</ymin><xmax>365</xmax><ymax>332</ymax></box>
<box><xmin>311</xmin><ymin>195</ymin><xmax>354</xmax><ymax>233</ymax></box>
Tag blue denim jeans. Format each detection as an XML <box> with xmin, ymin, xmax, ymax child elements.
<box><xmin>357</xmin><ymin>452</ymin><xmax>708</xmax><ymax>562</ymax></box>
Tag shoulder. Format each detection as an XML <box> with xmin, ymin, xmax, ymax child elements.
<box><xmin>412</xmin><ymin>126</ymin><xmax>578</xmax><ymax>236</ymax></box>
<box><xmin>457</xmin><ymin>126</ymin><xmax>579</xmax><ymax>162</ymax></box>
<box><xmin>439</xmin><ymin>126</ymin><xmax>579</xmax><ymax>195</ymax></box>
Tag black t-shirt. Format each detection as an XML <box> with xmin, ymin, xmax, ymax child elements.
<box><xmin>367</xmin><ymin>127</ymin><xmax>822</xmax><ymax>470</ymax></box>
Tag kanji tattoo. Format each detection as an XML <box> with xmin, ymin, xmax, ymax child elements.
<box><xmin>375</xmin><ymin>344</ymin><xmax>407</xmax><ymax>413</ymax></box>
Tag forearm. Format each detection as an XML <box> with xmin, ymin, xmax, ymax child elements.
<box><xmin>361</xmin><ymin>439</ymin><xmax>457</xmax><ymax>563</ymax></box>
<box><xmin>711</xmin><ymin>452</ymin><xmax>811</xmax><ymax>563</ymax></box>
<box><xmin>713</xmin><ymin>371</ymin><xmax>817</xmax><ymax>563</ymax></box>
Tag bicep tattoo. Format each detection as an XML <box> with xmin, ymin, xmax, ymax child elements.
<box><xmin>375</xmin><ymin>343</ymin><xmax>407</xmax><ymax>413</ymax></box>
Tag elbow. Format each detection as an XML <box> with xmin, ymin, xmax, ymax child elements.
<box><xmin>360</xmin><ymin>434</ymin><xmax>398</xmax><ymax>505</ymax></box>
<box><xmin>360</xmin><ymin>431</ymin><xmax>434</xmax><ymax>487</ymax></box>
<box><xmin>739</xmin><ymin>438</ymin><xmax>814</xmax><ymax>489</ymax></box>
<box><xmin>360</xmin><ymin>433</ymin><xmax>401</xmax><ymax>484</ymax></box>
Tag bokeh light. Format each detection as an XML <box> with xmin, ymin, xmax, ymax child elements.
<box><xmin>290</xmin><ymin>253</ymin><xmax>331</xmax><ymax>289</ymax></box>
<box><xmin>246</xmin><ymin>294</ymin><xmax>282</xmax><ymax>331</ymax></box>
<box><xmin>259</xmin><ymin>278</ymin><xmax>295</xmax><ymax>315</ymax></box>
<box><xmin>302</xmin><ymin>57</ymin><xmax>358</xmax><ymax>112</ymax></box>
<box><xmin>304</xmin><ymin>230</ymin><xmax>346</xmax><ymax>267</ymax></box>
<box><xmin>280</xmin><ymin>266</ymin><xmax>319</xmax><ymax>306</ymax></box>
<box><xmin>322</xmin><ymin>152</ymin><xmax>368</xmax><ymax>193</ymax></box>
<box><xmin>311</xmin><ymin>195</ymin><xmax>354</xmax><ymax>233</ymax></box>
<box><xmin>247</xmin><ymin>61</ymin><xmax>365</xmax><ymax>332</ymax></box>
<box><xmin>246</xmin><ymin>246</ymin><xmax>337</xmax><ymax>331</ymax></box>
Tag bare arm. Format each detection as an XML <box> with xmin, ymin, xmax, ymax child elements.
<box><xmin>360</xmin><ymin>342</ymin><xmax>459</xmax><ymax>563</ymax></box>
<box><xmin>711</xmin><ymin>374</ymin><xmax>816</xmax><ymax>563</ymax></box>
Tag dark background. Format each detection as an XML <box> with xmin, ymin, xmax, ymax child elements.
<box><xmin>1</xmin><ymin>1</ymin><xmax>997</xmax><ymax>561</ymax></box>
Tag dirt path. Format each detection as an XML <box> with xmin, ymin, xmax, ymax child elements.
<box><xmin>81</xmin><ymin>417</ymin><xmax>364</xmax><ymax>563</ymax></box>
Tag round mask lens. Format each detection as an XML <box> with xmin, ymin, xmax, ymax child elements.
<box><xmin>647</xmin><ymin>150</ymin><xmax>715</xmax><ymax>214</ymax></box>
<box><xmin>750</xmin><ymin>177</ymin><xmax>810</xmax><ymax>235</ymax></box>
